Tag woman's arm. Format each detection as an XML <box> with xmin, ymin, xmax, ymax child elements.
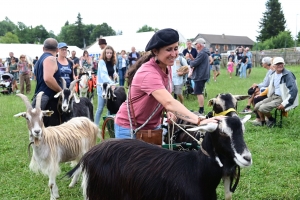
<box><xmin>152</xmin><ymin>89</ymin><xmax>219</xmax><ymax>125</ymax></box>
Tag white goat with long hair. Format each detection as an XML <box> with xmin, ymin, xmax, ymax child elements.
<box><xmin>14</xmin><ymin>92</ymin><xmax>100</xmax><ymax>200</ymax></box>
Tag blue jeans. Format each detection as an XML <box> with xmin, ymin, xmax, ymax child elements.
<box><xmin>239</xmin><ymin>63</ymin><xmax>247</xmax><ymax>78</ymax></box>
<box><xmin>114</xmin><ymin>123</ymin><xmax>161</xmax><ymax>139</ymax></box>
<box><xmin>114</xmin><ymin>123</ymin><xmax>132</xmax><ymax>138</ymax></box>
<box><xmin>94</xmin><ymin>95</ymin><xmax>107</xmax><ymax>126</ymax></box>
<box><xmin>118</xmin><ymin>67</ymin><xmax>127</xmax><ymax>86</ymax></box>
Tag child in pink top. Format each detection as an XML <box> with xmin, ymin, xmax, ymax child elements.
<box><xmin>227</xmin><ymin>57</ymin><xmax>234</xmax><ymax>78</ymax></box>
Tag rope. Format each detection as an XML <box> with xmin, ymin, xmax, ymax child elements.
<box><xmin>168</xmin><ymin>118</ymin><xmax>211</xmax><ymax>157</ymax></box>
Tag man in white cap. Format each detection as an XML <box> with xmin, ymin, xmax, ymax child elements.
<box><xmin>190</xmin><ymin>38</ymin><xmax>210</xmax><ymax>114</ymax></box>
<box><xmin>253</xmin><ymin>57</ymin><xmax>298</xmax><ymax>127</ymax></box>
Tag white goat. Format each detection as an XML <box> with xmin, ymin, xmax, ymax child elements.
<box><xmin>14</xmin><ymin>92</ymin><xmax>100</xmax><ymax>200</ymax></box>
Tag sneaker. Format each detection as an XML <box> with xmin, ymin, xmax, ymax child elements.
<box><xmin>266</xmin><ymin>120</ymin><xmax>275</xmax><ymax>128</ymax></box>
<box><xmin>240</xmin><ymin>108</ymin><xmax>253</xmax><ymax>114</ymax></box>
<box><xmin>16</xmin><ymin>90</ymin><xmax>20</xmax><ymax>94</ymax></box>
<box><xmin>252</xmin><ymin>121</ymin><xmax>264</xmax><ymax>126</ymax></box>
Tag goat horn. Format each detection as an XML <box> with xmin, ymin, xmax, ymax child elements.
<box><xmin>69</xmin><ymin>79</ymin><xmax>80</xmax><ymax>91</ymax></box>
<box><xmin>60</xmin><ymin>77</ymin><xmax>67</xmax><ymax>89</ymax></box>
<box><xmin>35</xmin><ymin>91</ymin><xmax>44</xmax><ymax>109</ymax></box>
<box><xmin>16</xmin><ymin>93</ymin><xmax>33</xmax><ymax>110</ymax></box>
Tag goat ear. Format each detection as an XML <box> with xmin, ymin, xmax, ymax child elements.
<box><xmin>208</xmin><ymin>98</ymin><xmax>216</xmax><ymax>107</ymax></box>
<box><xmin>14</xmin><ymin>112</ymin><xmax>27</xmax><ymax>118</ymax></box>
<box><xmin>42</xmin><ymin>110</ymin><xmax>54</xmax><ymax>117</ymax></box>
<box><xmin>240</xmin><ymin>114</ymin><xmax>251</xmax><ymax>124</ymax></box>
<box><xmin>54</xmin><ymin>91</ymin><xmax>62</xmax><ymax>98</ymax></box>
<box><xmin>186</xmin><ymin>123</ymin><xmax>218</xmax><ymax>132</ymax></box>
<box><xmin>233</xmin><ymin>95</ymin><xmax>250</xmax><ymax>101</ymax></box>
<box><xmin>73</xmin><ymin>93</ymin><xmax>80</xmax><ymax>103</ymax></box>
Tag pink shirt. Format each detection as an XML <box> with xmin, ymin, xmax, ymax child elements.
<box><xmin>115</xmin><ymin>57</ymin><xmax>172</xmax><ymax>130</ymax></box>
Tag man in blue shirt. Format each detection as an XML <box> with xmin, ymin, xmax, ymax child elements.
<box><xmin>128</xmin><ymin>47</ymin><xmax>140</xmax><ymax>67</ymax></box>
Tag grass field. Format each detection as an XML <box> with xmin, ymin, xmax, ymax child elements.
<box><xmin>1</xmin><ymin>65</ymin><xmax>300</xmax><ymax>199</ymax></box>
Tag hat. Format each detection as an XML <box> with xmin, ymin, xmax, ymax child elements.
<box><xmin>215</xmin><ymin>49</ymin><xmax>219</xmax><ymax>52</ymax></box>
<box><xmin>192</xmin><ymin>38</ymin><xmax>206</xmax><ymax>46</ymax></box>
<box><xmin>58</xmin><ymin>42</ymin><xmax>68</xmax><ymax>49</ymax></box>
<box><xmin>273</xmin><ymin>57</ymin><xmax>285</xmax><ymax>65</ymax></box>
<box><xmin>98</xmin><ymin>39</ymin><xmax>107</xmax><ymax>45</ymax></box>
<box><xmin>145</xmin><ymin>28</ymin><xmax>179</xmax><ymax>51</ymax></box>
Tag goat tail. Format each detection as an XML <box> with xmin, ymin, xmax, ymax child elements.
<box><xmin>63</xmin><ymin>163</ymin><xmax>81</xmax><ymax>180</ymax></box>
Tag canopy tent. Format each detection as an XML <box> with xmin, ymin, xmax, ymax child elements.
<box><xmin>87</xmin><ymin>30</ymin><xmax>187</xmax><ymax>59</ymax></box>
<box><xmin>0</xmin><ymin>44</ymin><xmax>84</xmax><ymax>64</ymax></box>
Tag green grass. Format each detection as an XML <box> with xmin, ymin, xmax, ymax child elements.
<box><xmin>1</xmin><ymin>66</ymin><xmax>300</xmax><ymax>199</ymax></box>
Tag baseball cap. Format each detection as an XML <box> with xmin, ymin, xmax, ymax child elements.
<box><xmin>192</xmin><ymin>38</ymin><xmax>206</xmax><ymax>46</ymax></box>
<box><xmin>215</xmin><ymin>49</ymin><xmax>219</xmax><ymax>52</ymax></box>
<box><xmin>58</xmin><ymin>42</ymin><xmax>68</xmax><ymax>49</ymax></box>
<box><xmin>273</xmin><ymin>57</ymin><xmax>285</xmax><ymax>65</ymax></box>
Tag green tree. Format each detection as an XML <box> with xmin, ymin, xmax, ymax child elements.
<box><xmin>57</xmin><ymin>24</ymin><xmax>77</xmax><ymax>45</ymax></box>
<box><xmin>137</xmin><ymin>25</ymin><xmax>159</xmax><ymax>33</ymax></box>
<box><xmin>0</xmin><ymin>17</ymin><xmax>17</xmax><ymax>36</ymax></box>
<box><xmin>84</xmin><ymin>24</ymin><xmax>97</xmax><ymax>46</ymax></box>
<box><xmin>257</xmin><ymin>0</ymin><xmax>286</xmax><ymax>42</ymax></box>
<box><xmin>32</xmin><ymin>25</ymin><xmax>49</xmax><ymax>44</ymax></box>
<box><xmin>48</xmin><ymin>30</ymin><xmax>57</xmax><ymax>40</ymax></box>
<box><xmin>296</xmin><ymin>31</ymin><xmax>300</xmax><ymax>46</ymax></box>
<box><xmin>0</xmin><ymin>32</ymin><xmax>20</xmax><ymax>43</ymax></box>
<box><xmin>75</xmin><ymin>13</ymin><xmax>85</xmax><ymax>48</ymax></box>
<box><xmin>255</xmin><ymin>31</ymin><xmax>294</xmax><ymax>50</ymax></box>
<box><xmin>90</xmin><ymin>23</ymin><xmax>116</xmax><ymax>42</ymax></box>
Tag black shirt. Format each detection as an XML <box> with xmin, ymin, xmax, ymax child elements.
<box><xmin>241</xmin><ymin>56</ymin><xmax>248</xmax><ymax>63</ymax></box>
<box><xmin>106</xmin><ymin>61</ymin><xmax>114</xmax><ymax>78</ymax></box>
<box><xmin>236</xmin><ymin>51</ymin><xmax>243</xmax><ymax>61</ymax></box>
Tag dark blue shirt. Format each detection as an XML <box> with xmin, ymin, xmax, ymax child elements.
<box><xmin>182</xmin><ymin>47</ymin><xmax>198</xmax><ymax>59</ymax></box>
<box><xmin>57</xmin><ymin>60</ymin><xmax>73</xmax><ymax>88</ymax></box>
<box><xmin>34</xmin><ymin>53</ymin><xmax>61</xmax><ymax>97</ymax></box>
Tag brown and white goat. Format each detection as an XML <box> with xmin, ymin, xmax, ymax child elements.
<box><xmin>14</xmin><ymin>92</ymin><xmax>100</xmax><ymax>200</ymax></box>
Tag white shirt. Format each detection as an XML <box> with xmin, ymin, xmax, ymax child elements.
<box><xmin>274</xmin><ymin>73</ymin><xmax>282</xmax><ymax>96</ymax></box>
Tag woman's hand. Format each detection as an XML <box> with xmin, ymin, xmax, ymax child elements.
<box><xmin>199</xmin><ymin>116</ymin><xmax>225</xmax><ymax>125</ymax></box>
<box><xmin>166</xmin><ymin>111</ymin><xmax>177</xmax><ymax>123</ymax></box>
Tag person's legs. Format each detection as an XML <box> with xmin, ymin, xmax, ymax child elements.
<box><xmin>94</xmin><ymin>95</ymin><xmax>106</xmax><ymax>126</ymax></box>
<box><xmin>247</xmin><ymin>63</ymin><xmax>252</xmax><ymax>77</ymax></box>
<box><xmin>114</xmin><ymin>123</ymin><xmax>131</xmax><ymax>139</ymax></box>
<box><xmin>174</xmin><ymin>85</ymin><xmax>183</xmax><ymax>104</ymax></box>
<box><xmin>235</xmin><ymin>64</ymin><xmax>240</xmax><ymax>76</ymax></box>
<box><xmin>194</xmin><ymin>80</ymin><xmax>206</xmax><ymax>114</ymax></box>
<box><xmin>25</xmin><ymin>74</ymin><xmax>31</xmax><ymax>94</ymax></box>
<box><xmin>19</xmin><ymin>74</ymin><xmax>25</xmax><ymax>94</ymax></box>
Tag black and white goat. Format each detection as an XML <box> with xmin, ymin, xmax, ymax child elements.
<box><xmin>166</xmin><ymin>93</ymin><xmax>249</xmax><ymax>144</ymax></box>
<box><xmin>14</xmin><ymin>92</ymin><xmax>100</xmax><ymax>200</ymax></box>
<box><xmin>67</xmin><ymin>115</ymin><xmax>252</xmax><ymax>200</ymax></box>
<box><xmin>98</xmin><ymin>82</ymin><xmax>126</xmax><ymax>115</ymax></box>
<box><xmin>54</xmin><ymin>78</ymin><xmax>94</xmax><ymax>121</ymax></box>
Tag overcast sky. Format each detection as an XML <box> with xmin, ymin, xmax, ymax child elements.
<box><xmin>1</xmin><ymin>0</ymin><xmax>300</xmax><ymax>42</ymax></box>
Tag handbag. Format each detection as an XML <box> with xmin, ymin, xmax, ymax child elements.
<box><xmin>127</xmin><ymin>86</ymin><xmax>164</xmax><ymax>145</ymax></box>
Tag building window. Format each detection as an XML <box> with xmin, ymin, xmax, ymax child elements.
<box><xmin>224</xmin><ymin>45</ymin><xmax>228</xmax><ymax>51</ymax></box>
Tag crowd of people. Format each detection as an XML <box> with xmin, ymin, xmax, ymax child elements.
<box><xmin>1</xmin><ymin>29</ymin><xmax>298</xmax><ymax>133</ymax></box>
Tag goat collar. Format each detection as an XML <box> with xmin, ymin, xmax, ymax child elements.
<box><xmin>213</xmin><ymin>108</ymin><xmax>236</xmax><ymax>116</ymax></box>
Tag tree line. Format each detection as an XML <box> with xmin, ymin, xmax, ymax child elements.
<box><xmin>0</xmin><ymin>13</ymin><xmax>159</xmax><ymax>48</ymax></box>
<box><xmin>256</xmin><ymin>0</ymin><xmax>300</xmax><ymax>50</ymax></box>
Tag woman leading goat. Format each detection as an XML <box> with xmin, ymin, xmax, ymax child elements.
<box><xmin>114</xmin><ymin>28</ymin><xmax>221</xmax><ymax>139</ymax></box>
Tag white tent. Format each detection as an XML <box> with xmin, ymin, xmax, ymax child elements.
<box><xmin>87</xmin><ymin>30</ymin><xmax>187</xmax><ymax>57</ymax></box>
<box><xmin>0</xmin><ymin>44</ymin><xmax>84</xmax><ymax>62</ymax></box>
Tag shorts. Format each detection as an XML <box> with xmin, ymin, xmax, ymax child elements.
<box><xmin>254</xmin><ymin>94</ymin><xmax>282</xmax><ymax>113</ymax></box>
<box><xmin>246</xmin><ymin>63</ymin><xmax>252</xmax><ymax>69</ymax></box>
<box><xmin>173</xmin><ymin>84</ymin><xmax>183</xmax><ymax>95</ymax></box>
<box><xmin>193</xmin><ymin>80</ymin><xmax>207</xmax><ymax>95</ymax></box>
<box><xmin>212</xmin><ymin>65</ymin><xmax>220</xmax><ymax>71</ymax></box>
